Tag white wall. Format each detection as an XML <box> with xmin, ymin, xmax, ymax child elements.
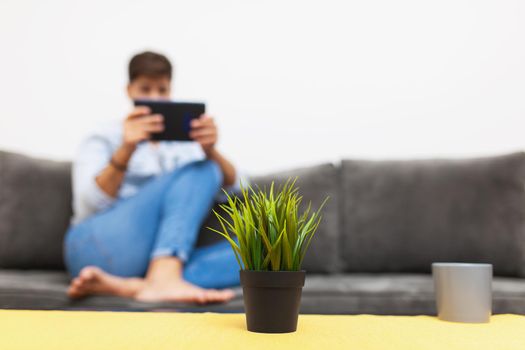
<box><xmin>0</xmin><ymin>0</ymin><xmax>524</xmax><ymax>174</ymax></box>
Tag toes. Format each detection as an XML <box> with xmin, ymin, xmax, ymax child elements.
<box><xmin>212</xmin><ymin>289</ymin><xmax>234</xmax><ymax>299</ymax></box>
<box><xmin>203</xmin><ymin>289</ymin><xmax>233</xmax><ymax>303</ymax></box>
<box><xmin>80</xmin><ymin>266</ymin><xmax>98</xmax><ymax>280</ymax></box>
<box><xmin>222</xmin><ymin>289</ymin><xmax>235</xmax><ymax>298</ymax></box>
<box><xmin>69</xmin><ymin>278</ymin><xmax>82</xmax><ymax>292</ymax></box>
<box><xmin>72</xmin><ymin>279</ymin><xmax>82</xmax><ymax>288</ymax></box>
<box><xmin>67</xmin><ymin>282</ymin><xmax>82</xmax><ymax>298</ymax></box>
<box><xmin>69</xmin><ymin>267</ymin><xmax>102</xmax><ymax>298</ymax></box>
<box><xmin>204</xmin><ymin>290</ymin><xmax>218</xmax><ymax>302</ymax></box>
<box><xmin>195</xmin><ymin>291</ymin><xmax>209</xmax><ymax>304</ymax></box>
<box><xmin>134</xmin><ymin>281</ymin><xmax>234</xmax><ymax>304</ymax></box>
<box><xmin>78</xmin><ymin>272</ymin><xmax>91</xmax><ymax>284</ymax></box>
<box><xmin>219</xmin><ymin>291</ymin><xmax>234</xmax><ymax>302</ymax></box>
<box><xmin>216</xmin><ymin>290</ymin><xmax>235</xmax><ymax>302</ymax></box>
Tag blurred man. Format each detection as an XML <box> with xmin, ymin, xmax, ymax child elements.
<box><xmin>65</xmin><ymin>51</ymin><xmax>243</xmax><ymax>304</ymax></box>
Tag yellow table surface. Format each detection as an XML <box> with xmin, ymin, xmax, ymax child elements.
<box><xmin>1</xmin><ymin>310</ymin><xmax>525</xmax><ymax>350</ymax></box>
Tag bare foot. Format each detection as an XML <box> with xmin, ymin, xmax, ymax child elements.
<box><xmin>67</xmin><ymin>266</ymin><xmax>144</xmax><ymax>299</ymax></box>
<box><xmin>135</xmin><ymin>279</ymin><xmax>235</xmax><ymax>304</ymax></box>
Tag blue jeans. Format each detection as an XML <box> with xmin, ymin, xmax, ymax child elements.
<box><xmin>64</xmin><ymin>160</ymin><xmax>240</xmax><ymax>289</ymax></box>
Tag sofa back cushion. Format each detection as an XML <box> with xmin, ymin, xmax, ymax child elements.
<box><xmin>0</xmin><ymin>150</ymin><xmax>341</xmax><ymax>273</ymax></box>
<box><xmin>0</xmin><ymin>151</ymin><xmax>72</xmax><ymax>269</ymax></box>
<box><xmin>340</xmin><ymin>152</ymin><xmax>525</xmax><ymax>277</ymax></box>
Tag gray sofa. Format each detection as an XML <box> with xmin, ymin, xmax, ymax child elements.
<box><xmin>1</xmin><ymin>150</ymin><xmax>525</xmax><ymax>314</ymax></box>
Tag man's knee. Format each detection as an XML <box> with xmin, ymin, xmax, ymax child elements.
<box><xmin>183</xmin><ymin>159</ymin><xmax>223</xmax><ymax>188</ymax></box>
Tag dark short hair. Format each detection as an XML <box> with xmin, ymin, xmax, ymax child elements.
<box><xmin>128</xmin><ymin>51</ymin><xmax>172</xmax><ymax>82</ymax></box>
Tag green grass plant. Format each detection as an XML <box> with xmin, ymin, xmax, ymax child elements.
<box><xmin>207</xmin><ymin>178</ymin><xmax>328</xmax><ymax>271</ymax></box>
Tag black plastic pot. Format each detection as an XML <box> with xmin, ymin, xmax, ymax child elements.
<box><xmin>240</xmin><ymin>270</ymin><xmax>306</xmax><ymax>333</ymax></box>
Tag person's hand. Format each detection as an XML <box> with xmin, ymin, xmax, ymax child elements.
<box><xmin>189</xmin><ymin>114</ymin><xmax>218</xmax><ymax>154</ymax></box>
<box><xmin>122</xmin><ymin>106</ymin><xmax>164</xmax><ymax>148</ymax></box>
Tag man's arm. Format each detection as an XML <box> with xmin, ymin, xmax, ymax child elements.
<box><xmin>96</xmin><ymin>106</ymin><xmax>164</xmax><ymax>197</ymax></box>
<box><xmin>204</xmin><ymin>147</ymin><xmax>236</xmax><ymax>187</ymax></box>
<box><xmin>189</xmin><ymin>114</ymin><xmax>237</xmax><ymax>187</ymax></box>
<box><xmin>95</xmin><ymin>143</ymin><xmax>136</xmax><ymax>197</ymax></box>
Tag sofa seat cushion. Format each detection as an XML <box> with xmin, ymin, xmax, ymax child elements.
<box><xmin>2</xmin><ymin>270</ymin><xmax>525</xmax><ymax>315</ymax></box>
<box><xmin>341</xmin><ymin>152</ymin><xmax>525</xmax><ymax>277</ymax></box>
<box><xmin>0</xmin><ymin>269</ymin><xmax>244</xmax><ymax>312</ymax></box>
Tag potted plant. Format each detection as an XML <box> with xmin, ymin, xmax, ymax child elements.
<box><xmin>208</xmin><ymin>178</ymin><xmax>328</xmax><ymax>333</ymax></box>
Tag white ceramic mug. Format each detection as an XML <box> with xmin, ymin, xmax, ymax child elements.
<box><xmin>432</xmin><ymin>262</ymin><xmax>492</xmax><ymax>323</ymax></box>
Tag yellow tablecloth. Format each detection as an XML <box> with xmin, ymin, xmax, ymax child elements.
<box><xmin>1</xmin><ymin>310</ymin><xmax>524</xmax><ymax>349</ymax></box>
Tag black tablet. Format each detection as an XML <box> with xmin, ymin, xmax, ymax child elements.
<box><xmin>133</xmin><ymin>100</ymin><xmax>205</xmax><ymax>141</ymax></box>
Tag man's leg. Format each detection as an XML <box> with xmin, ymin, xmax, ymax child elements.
<box><xmin>65</xmin><ymin>171</ymin><xmax>176</xmax><ymax>279</ymax></box>
<box><xmin>151</xmin><ymin>159</ymin><xmax>224</xmax><ymax>263</ymax></box>
<box><xmin>136</xmin><ymin>160</ymin><xmax>234</xmax><ymax>303</ymax></box>
<box><xmin>183</xmin><ymin>240</ymin><xmax>242</xmax><ymax>289</ymax></box>
<box><xmin>66</xmin><ymin>160</ymin><xmax>233</xmax><ymax>303</ymax></box>
<box><xmin>64</xmin><ymin>170</ymin><xmax>173</xmax><ymax>298</ymax></box>
<box><xmin>66</xmin><ymin>159</ymin><xmax>220</xmax><ymax>277</ymax></box>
